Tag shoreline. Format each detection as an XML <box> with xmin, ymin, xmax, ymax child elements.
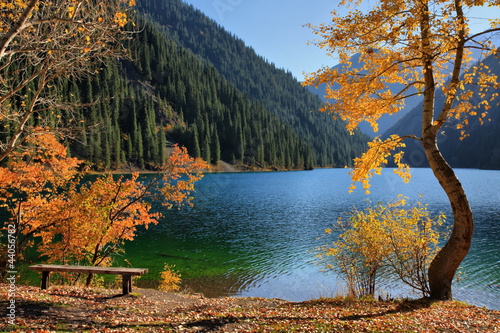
<box><xmin>86</xmin><ymin>160</ymin><xmax>320</xmax><ymax>175</ymax></box>
<box><xmin>2</xmin><ymin>282</ymin><xmax>499</xmax><ymax>332</ymax></box>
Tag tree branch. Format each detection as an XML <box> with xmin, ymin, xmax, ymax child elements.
<box><xmin>433</xmin><ymin>0</ymin><xmax>466</xmax><ymax>133</ymax></box>
<box><xmin>0</xmin><ymin>0</ymin><xmax>39</xmax><ymax>60</ymax></box>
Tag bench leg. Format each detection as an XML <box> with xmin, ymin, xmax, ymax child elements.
<box><xmin>122</xmin><ymin>275</ymin><xmax>132</xmax><ymax>295</ymax></box>
<box><xmin>41</xmin><ymin>271</ymin><xmax>50</xmax><ymax>290</ymax></box>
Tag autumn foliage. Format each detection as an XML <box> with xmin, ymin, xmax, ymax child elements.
<box><xmin>317</xmin><ymin>197</ymin><xmax>446</xmax><ymax>298</ymax></box>
<box><xmin>303</xmin><ymin>1</ymin><xmax>499</xmax><ymax>192</ymax></box>
<box><xmin>0</xmin><ymin>128</ymin><xmax>82</xmax><ymax>262</ymax></box>
<box><xmin>0</xmin><ymin>131</ymin><xmax>206</xmax><ymax>285</ymax></box>
<box><xmin>0</xmin><ymin>1</ymin><xmax>209</xmax><ymax>288</ymax></box>
<box><xmin>158</xmin><ymin>263</ymin><xmax>182</xmax><ymax>292</ymax></box>
<box><xmin>0</xmin><ymin>0</ymin><xmax>135</xmax><ymax>162</ymax></box>
<box><xmin>38</xmin><ymin>145</ymin><xmax>206</xmax><ymax>274</ymax></box>
<box><xmin>304</xmin><ymin>0</ymin><xmax>500</xmax><ymax>299</ymax></box>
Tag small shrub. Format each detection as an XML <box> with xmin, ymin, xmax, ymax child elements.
<box><xmin>158</xmin><ymin>263</ymin><xmax>181</xmax><ymax>292</ymax></box>
<box><xmin>383</xmin><ymin>200</ymin><xmax>446</xmax><ymax>296</ymax></box>
<box><xmin>90</xmin><ymin>275</ymin><xmax>106</xmax><ymax>288</ymax></box>
<box><xmin>317</xmin><ymin>196</ymin><xmax>446</xmax><ymax>298</ymax></box>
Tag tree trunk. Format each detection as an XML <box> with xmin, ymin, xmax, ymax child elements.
<box><xmin>423</xmin><ymin>137</ymin><xmax>473</xmax><ymax>300</ymax></box>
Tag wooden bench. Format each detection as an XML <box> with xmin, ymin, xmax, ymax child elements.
<box><xmin>29</xmin><ymin>264</ymin><xmax>148</xmax><ymax>295</ymax></box>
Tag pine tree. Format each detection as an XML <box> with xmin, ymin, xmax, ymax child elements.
<box><xmin>137</xmin><ymin>124</ymin><xmax>145</xmax><ymax>169</ymax></box>
<box><xmin>114</xmin><ymin>127</ymin><xmax>121</xmax><ymax>168</ymax></box>
<box><xmin>202</xmin><ymin>134</ymin><xmax>211</xmax><ymax>164</ymax></box>
<box><xmin>192</xmin><ymin>124</ymin><xmax>201</xmax><ymax>158</ymax></box>
<box><xmin>212</xmin><ymin>130</ymin><xmax>221</xmax><ymax>164</ymax></box>
<box><xmin>159</xmin><ymin>126</ymin><xmax>167</xmax><ymax>166</ymax></box>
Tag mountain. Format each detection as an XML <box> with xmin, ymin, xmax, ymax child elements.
<box><xmin>62</xmin><ymin>18</ymin><xmax>316</xmax><ymax>171</ymax></box>
<box><xmin>1</xmin><ymin>0</ymin><xmax>370</xmax><ymax>171</ymax></box>
<box><xmin>382</xmin><ymin>52</ymin><xmax>500</xmax><ymax>169</ymax></box>
<box><xmin>12</xmin><ymin>8</ymin><xmax>369</xmax><ymax>171</ymax></box>
<box><xmin>134</xmin><ymin>0</ymin><xmax>369</xmax><ymax>167</ymax></box>
<box><xmin>305</xmin><ymin>53</ymin><xmax>422</xmax><ymax>138</ymax></box>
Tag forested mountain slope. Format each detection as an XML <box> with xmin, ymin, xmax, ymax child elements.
<box><xmin>382</xmin><ymin>52</ymin><xmax>500</xmax><ymax>169</ymax></box>
<box><xmin>135</xmin><ymin>0</ymin><xmax>369</xmax><ymax>167</ymax></box>
<box><xmin>3</xmin><ymin>1</ymin><xmax>369</xmax><ymax>171</ymax></box>
<box><xmin>61</xmin><ymin>18</ymin><xmax>317</xmax><ymax>170</ymax></box>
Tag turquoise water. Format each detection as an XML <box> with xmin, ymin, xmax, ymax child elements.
<box><xmin>124</xmin><ymin>168</ymin><xmax>500</xmax><ymax>309</ymax></box>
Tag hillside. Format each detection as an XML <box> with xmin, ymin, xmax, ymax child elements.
<box><xmin>0</xmin><ymin>0</ymin><xmax>370</xmax><ymax>171</ymax></box>
<box><xmin>62</xmin><ymin>18</ymin><xmax>316</xmax><ymax>171</ymax></box>
<box><xmin>382</xmin><ymin>52</ymin><xmax>500</xmax><ymax>169</ymax></box>
<box><xmin>135</xmin><ymin>0</ymin><xmax>369</xmax><ymax>167</ymax></box>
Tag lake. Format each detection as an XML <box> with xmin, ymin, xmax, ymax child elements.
<box><xmin>125</xmin><ymin>168</ymin><xmax>500</xmax><ymax>309</ymax></box>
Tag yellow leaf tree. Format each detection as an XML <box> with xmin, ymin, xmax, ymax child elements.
<box><xmin>304</xmin><ymin>0</ymin><xmax>499</xmax><ymax>300</ymax></box>
<box><xmin>0</xmin><ymin>0</ymin><xmax>134</xmax><ymax>162</ymax></box>
<box><xmin>35</xmin><ymin>144</ymin><xmax>206</xmax><ymax>286</ymax></box>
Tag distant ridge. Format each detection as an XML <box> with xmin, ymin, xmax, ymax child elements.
<box><xmin>382</xmin><ymin>51</ymin><xmax>500</xmax><ymax>170</ymax></box>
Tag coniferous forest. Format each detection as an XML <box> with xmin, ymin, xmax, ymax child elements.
<box><xmin>69</xmin><ymin>18</ymin><xmax>319</xmax><ymax>171</ymax></box>
<box><xmin>4</xmin><ymin>0</ymin><xmax>369</xmax><ymax>171</ymax></box>
<box><xmin>135</xmin><ymin>0</ymin><xmax>369</xmax><ymax>168</ymax></box>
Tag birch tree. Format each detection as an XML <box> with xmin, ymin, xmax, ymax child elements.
<box><xmin>303</xmin><ymin>0</ymin><xmax>500</xmax><ymax>300</ymax></box>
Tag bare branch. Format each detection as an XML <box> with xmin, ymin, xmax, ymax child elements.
<box><xmin>0</xmin><ymin>0</ymin><xmax>133</xmax><ymax>162</ymax></box>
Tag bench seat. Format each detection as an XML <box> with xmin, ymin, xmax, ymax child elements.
<box><xmin>29</xmin><ymin>264</ymin><xmax>148</xmax><ymax>295</ymax></box>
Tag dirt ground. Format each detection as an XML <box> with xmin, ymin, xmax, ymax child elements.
<box><xmin>1</xmin><ymin>283</ymin><xmax>499</xmax><ymax>332</ymax></box>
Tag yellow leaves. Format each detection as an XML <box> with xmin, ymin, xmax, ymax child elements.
<box><xmin>303</xmin><ymin>0</ymin><xmax>500</xmax><ymax>195</ymax></box>
<box><xmin>114</xmin><ymin>12</ymin><xmax>127</xmax><ymax>28</ymax></box>
<box><xmin>47</xmin><ymin>144</ymin><xmax>205</xmax><ymax>264</ymax></box>
<box><xmin>160</xmin><ymin>145</ymin><xmax>207</xmax><ymax>209</ymax></box>
<box><xmin>82</xmin><ymin>36</ymin><xmax>91</xmax><ymax>52</ymax></box>
<box><xmin>158</xmin><ymin>263</ymin><xmax>181</xmax><ymax>292</ymax></box>
<box><xmin>317</xmin><ymin>197</ymin><xmax>446</xmax><ymax>297</ymax></box>
<box><xmin>0</xmin><ymin>130</ymin><xmax>84</xmax><ymax>258</ymax></box>
<box><xmin>1</xmin><ymin>0</ymin><xmax>27</xmax><ymax>10</ymax></box>
<box><xmin>303</xmin><ymin>48</ymin><xmax>411</xmax><ymax>135</ymax></box>
<box><xmin>349</xmin><ymin>135</ymin><xmax>409</xmax><ymax>193</ymax></box>
<box><xmin>393</xmin><ymin>155</ymin><xmax>411</xmax><ymax>184</ymax></box>
<box><xmin>1</xmin><ymin>133</ymin><xmax>204</xmax><ymax>268</ymax></box>
<box><xmin>68</xmin><ymin>6</ymin><xmax>75</xmax><ymax>18</ymax></box>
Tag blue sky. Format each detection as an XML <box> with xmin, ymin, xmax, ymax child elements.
<box><xmin>182</xmin><ymin>0</ymin><xmax>500</xmax><ymax>80</ymax></box>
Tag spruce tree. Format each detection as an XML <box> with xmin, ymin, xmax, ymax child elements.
<box><xmin>137</xmin><ymin>124</ymin><xmax>145</xmax><ymax>169</ymax></box>
<box><xmin>212</xmin><ymin>130</ymin><xmax>221</xmax><ymax>164</ymax></box>
<box><xmin>202</xmin><ymin>134</ymin><xmax>211</xmax><ymax>164</ymax></box>
<box><xmin>159</xmin><ymin>127</ymin><xmax>167</xmax><ymax>166</ymax></box>
<box><xmin>192</xmin><ymin>124</ymin><xmax>201</xmax><ymax>158</ymax></box>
